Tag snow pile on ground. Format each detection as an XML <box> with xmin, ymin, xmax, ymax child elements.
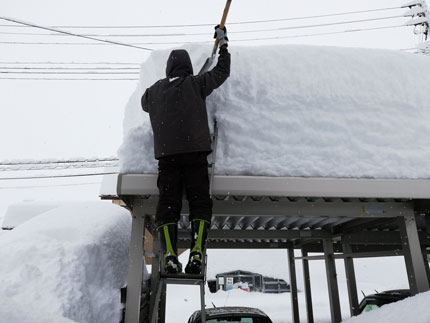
<box><xmin>0</xmin><ymin>202</ymin><xmax>131</xmax><ymax>323</ymax></box>
<box><xmin>2</xmin><ymin>201</ymin><xmax>63</xmax><ymax>229</ymax></box>
<box><xmin>343</xmin><ymin>290</ymin><xmax>430</xmax><ymax>323</ymax></box>
<box><xmin>119</xmin><ymin>44</ymin><xmax>430</xmax><ymax>179</ymax></box>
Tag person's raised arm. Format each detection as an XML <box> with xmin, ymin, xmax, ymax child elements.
<box><xmin>196</xmin><ymin>25</ymin><xmax>231</xmax><ymax>97</ymax></box>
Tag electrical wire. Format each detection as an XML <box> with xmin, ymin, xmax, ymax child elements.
<box><xmin>0</xmin><ymin>61</ymin><xmax>140</xmax><ymax>65</ymax></box>
<box><xmin>0</xmin><ymin>15</ymin><xmax>405</xmax><ymax>38</ymax></box>
<box><xmin>233</xmin><ymin>24</ymin><xmax>407</xmax><ymax>42</ymax></box>
<box><xmin>2</xmin><ymin>24</ymin><xmax>407</xmax><ymax>46</ymax></box>
<box><xmin>0</xmin><ymin>77</ymin><xmax>139</xmax><ymax>81</ymax></box>
<box><xmin>0</xmin><ymin>71</ymin><xmax>140</xmax><ymax>75</ymax></box>
<box><xmin>0</xmin><ymin>18</ymin><xmax>409</xmax><ymax>47</ymax></box>
<box><xmin>0</xmin><ymin>172</ymin><xmax>118</xmax><ymax>180</ymax></box>
<box><xmin>0</xmin><ymin>67</ymin><xmax>139</xmax><ymax>70</ymax></box>
<box><xmin>0</xmin><ymin>40</ymin><xmax>209</xmax><ymax>45</ymax></box>
<box><xmin>0</xmin><ymin>182</ymin><xmax>103</xmax><ymax>189</ymax></box>
<box><xmin>0</xmin><ymin>7</ymin><xmax>403</xmax><ymax>29</ymax></box>
<box><xmin>0</xmin><ymin>158</ymin><xmax>118</xmax><ymax>165</ymax></box>
<box><xmin>0</xmin><ymin>16</ymin><xmax>153</xmax><ymax>51</ymax></box>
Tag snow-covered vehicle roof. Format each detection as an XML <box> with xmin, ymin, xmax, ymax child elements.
<box><xmin>119</xmin><ymin>44</ymin><xmax>430</xmax><ymax>180</ymax></box>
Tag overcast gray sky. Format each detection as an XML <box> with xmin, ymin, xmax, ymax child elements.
<box><xmin>0</xmin><ymin>0</ymin><xmax>426</xmax><ymax>221</ymax></box>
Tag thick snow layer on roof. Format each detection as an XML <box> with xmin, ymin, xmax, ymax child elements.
<box><xmin>0</xmin><ymin>202</ymin><xmax>131</xmax><ymax>323</ymax></box>
<box><xmin>119</xmin><ymin>44</ymin><xmax>430</xmax><ymax>178</ymax></box>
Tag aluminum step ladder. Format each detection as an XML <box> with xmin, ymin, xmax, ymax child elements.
<box><xmin>150</xmin><ymin>255</ymin><xmax>208</xmax><ymax>323</ymax></box>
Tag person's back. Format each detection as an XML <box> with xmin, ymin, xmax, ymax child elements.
<box><xmin>142</xmin><ymin>47</ymin><xmax>230</xmax><ymax>159</ymax></box>
<box><xmin>141</xmin><ymin>26</ymin><xmax>230</xmax><ymax>275</ymax></box>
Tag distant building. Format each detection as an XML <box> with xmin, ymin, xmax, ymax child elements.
<box><xmin>215</xmin><ymin>270</ymin><xmax>290</xmax><ymax>293</ymax></box>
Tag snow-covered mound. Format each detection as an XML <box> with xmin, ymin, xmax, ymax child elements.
<box><xmin>119</xmin><ymin>44</ymin><xmax>430</xmax><ymax>179</ymax></box>
<box><xmin>0</xmin><ymin>202</ymin><xmax>131</xmax><ymax>323</ymax></box>
<box><xmin>342</xmin><ymin>290</ymin><xmax>430</xmax><ymax>323</ymax></box>
<box><xmin>2</xmin><ymin>201</ymin><xmax>63</xmax><ymax>229</ymax></box>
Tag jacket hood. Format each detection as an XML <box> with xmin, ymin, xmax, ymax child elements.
<box><xmin>166</xmin><ymin>49</ymin><xmax>193</xmax><ymax>77</ymax></box>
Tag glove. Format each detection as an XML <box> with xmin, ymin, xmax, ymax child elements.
<box><xmin>214</xmin><ymin>25</ymin><xmax>228</xmax><ymax>48</ymax></box>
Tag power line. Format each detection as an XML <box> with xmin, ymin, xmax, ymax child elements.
<box><xmin>0</xmin><ymin>157</ymin><xmax>118</xmax><ymax>165</ymax></box>
<box><xmin>0</xmin><ymin>16</ymin><xmax>407</xmax><ymax>47</ymax></box>
<box><xmin>1</xmin><ymin>160</ymin><xmax>119</xmax><ymax>172</ymax></box>
<box><xmin>0</xmin><ymin>16</ymin><xmax>153</xmax><ymax>51</ymax></box>
<box><xmin>0</xmin><ymin>7</ymin><xmax>403</xmax><ymax>29</ymax></box>
<box><xmin>0</xmin><ymin>164</ymin><xmax>118</xmax><ymax>172</ymax></box>
<box><xmin>233</xmin><ymin>24</ymin><xmax>407</xmax><ymax>42</ymax></box>
<box><xmin>0</xmin><ymin>71</ymin><xmax>140</xmax><ymax>75</ymax></box>
<box><xmin>0</xmin><ymin>61</ymin><xmax>140</xmax><ymax>65</ymax></box>
<box><xmin>0</xmin><ymin>181</ymin><xmax>102</xmax><ymax>189</ymax></box>
<box><xmin>0</xmin><ymin>67</ymin><xmax>139</xmax><ymax>70</ymax></box>
<box><xmin>0</xmin><ymin>23</ymin><xmax>407</xmax><ymax>46</ymax></box>
<box><xmin>0</xmin><ymin>15</ymin><xmax>405</xmax><ymax>38</ymax></box>
<box><xmin>0</xmin><ymin>172</ymin><xmax>118</xmax><ymax>180</ymax></box>
<box><xmin>233</xmin><ymin>15</ymin><xmax>405</xmax><ymax>33</ymax></box>
<box><xmin>0</xmin><ymin>77</ymin><xmax>139</xmax><ymax>81</ymax></box>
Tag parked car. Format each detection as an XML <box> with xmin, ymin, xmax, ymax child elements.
<box><xmin>359</xmin><ymin>289</ymin><xmax>411</xmax><ymax>313</ymax></box>
<box><xmin>187</xmin><ymin>306</ymin><xmax>273</xmax><ymax>323</ymax></box>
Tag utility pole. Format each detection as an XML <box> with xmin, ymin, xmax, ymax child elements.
<box><xmin>403</xmin><ymin>0</ymin><xmax>430</xmax><ymax>54</ymax></box>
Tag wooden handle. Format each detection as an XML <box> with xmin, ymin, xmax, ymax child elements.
<box><xmin>215</xmin><ymin>0</ymin><xmax>232</xmax><ymax>48</ymax></box>
<box><xmin>219</xmin><ymin>0</ymin><xmax>232</xmax><ymax>29</ymax></box>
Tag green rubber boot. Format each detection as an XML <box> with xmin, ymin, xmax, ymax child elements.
<box><xmin>157</xmin><ymin>223</ymin><xmax>182</xmax><ymax>274</ymax></box>
<box><xmin>185</xmin><ymin>220</ymin><xmax>210</xmax><ymax>274</ymax></box>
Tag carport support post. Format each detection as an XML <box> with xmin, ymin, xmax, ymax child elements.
<box><xmin>398</xmin><ymin>214</ymin><xmax>430</xmax><ymax>295</ymax></box>
<box><xmin>287</xmin><ymin>246</ymin><xmax>300</xmax><ymax>323</ymax></box>
<box><xmin>124</xmin><ymin>200</ymin><xmax>146</xmax><ymax>323</ymax></box>
<box><xmin>342</xmin><ymin>243</ymin><xmax>359</xmax><ymax>316</ymax></box>
<box><xmin>301</xmin><ymin>249</ymin><xmax>314</xmax><ymax>323</ymax></box>
<box><xmin>323</xmin><ymin>238</ymin><xmax>342</xmax><ymax>323</ymax></box>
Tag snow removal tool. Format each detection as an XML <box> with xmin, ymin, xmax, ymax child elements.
<box><xmin>198</xmin><ymin>0</ymin><xmax>232</xmax><ymax>75</ymax></box>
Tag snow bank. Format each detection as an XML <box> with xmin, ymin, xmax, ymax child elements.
<box><xmin>0</xmin><ymin>202</ymin><xmax>131</xmax><ymax>323</ymax></box>
<box><xmin>119</xmin><ymin>44</ymin><xmax>430</xmax><ymax>179</ymax></box>
<box><xmin>342</xmin><ymin>290</ymin><xmax>430</xmax><ymax>323</ymax></box>
<box><xmin>2</xmin><ymin>201</ymin><xmax>63</xmax><ymax>229</ymax></box>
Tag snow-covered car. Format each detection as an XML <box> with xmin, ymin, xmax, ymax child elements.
<box><xmin>359</xmin><ymin>289</ymin><xmax>411</xmax><ymax>313</ymax></box>
<box><xmin>187</xmin><ymin>306</ymin><xmax>273</xmax><ymax>323</ymax></box>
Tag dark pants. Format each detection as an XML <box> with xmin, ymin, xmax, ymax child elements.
<box><xmin>155</xmin><ymin>152</ymin><xmax>213</xmax><ymax>228</ymax></box>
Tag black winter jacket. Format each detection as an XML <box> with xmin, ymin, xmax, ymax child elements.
<box><xmin>141</xmin><ymin>47</ymin><xmax>230</xmax><ymax>159</ymax></box>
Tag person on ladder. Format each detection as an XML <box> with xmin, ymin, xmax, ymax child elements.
<box><xmin>141</xmin><ymin>25</ymin><xmax>230</xmax><ymax>274</ymax></box>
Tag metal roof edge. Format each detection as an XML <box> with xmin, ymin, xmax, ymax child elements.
<box><xmin>116</xmin><ymin>174</ymin><xmax>430</xmax><ymax>199</ymax></box>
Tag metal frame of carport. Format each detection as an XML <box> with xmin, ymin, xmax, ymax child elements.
<box><xmin>115</xmin><ymin>174</ymin><xmax>430</xmax><ymax>323</ymax></box>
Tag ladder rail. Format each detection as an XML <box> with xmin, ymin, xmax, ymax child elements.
<box><xmin>150</xmin><ymin>244</ymin><xmax>208</xmax><ymax>323</ymax></box>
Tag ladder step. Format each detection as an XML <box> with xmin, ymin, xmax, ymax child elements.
<box><xmin>160</xmin><ymin>272</ymin><xmax>205</xmax><ymax>285</ymax></box>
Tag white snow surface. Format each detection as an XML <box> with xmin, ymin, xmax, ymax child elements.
<box><xmin>342</xmin><ymin>290</ymin><xmax>430</xmax><ymax>323</ymax></box>
<box><xmin>0</xmin><ymin>202</ymin><xmax>131</xmax><ymax>323</ymax></box>
<box><xmin>2</xmin><ymin>201</ymin><xmax>63</xmax><ymax>229</ymax></box>
<box><xmin>119</xmin><ymin>44</ymin><xmax>430</xmax><ymax>179</ymax></box>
